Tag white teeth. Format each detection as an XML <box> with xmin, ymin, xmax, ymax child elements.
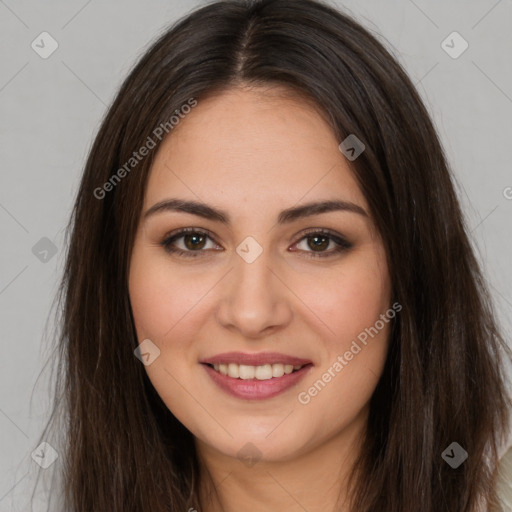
<box><xmin>210</xmin><ymin>362</ymin><xmax>306</xmax><ymax>380</ymax></box>
<box><xmin>255</xmin><ymin>364</ymin><xmax>272</xmax><ymax>380</ymax></box>
<box><xmin>227</xmin><ymin>363</ymin><xmax>239</xmax><ymax>378</ymax></box>
<box><xmin>272</xmin><ymin>364</ymin><xmax>284</xmax><ymax>378</ymax></box>
<box><xmin>284</xmin><ymin>364</ymin><xmax>294</xmax><ymax>374</ymax></box>
<box><xmin>239</xmin><ymin>364</ymin><xmax>255</xmax><ymax>379</ymax></box>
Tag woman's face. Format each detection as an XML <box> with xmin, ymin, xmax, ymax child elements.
<box><xmin>129</xmin><ymin>86</ymin><xmax>392</xmax><ymax>463</ymax></box>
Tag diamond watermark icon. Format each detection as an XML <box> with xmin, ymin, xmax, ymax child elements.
<box><xmin>442</xmin><ymin>441</ymin><xmax>468</xmax><ymax>469</ymax></box>
<box><xmin>31</xmin><ymin>442</ymin><xmax>58</xmax><ymax>469</ymax></box>
<box><xmin>441</xmin><ymin>31</ymin><xmax>468</xmax><ymax>59</ymax></box>
<box><xmin>236</xmin><ymin>236</ymin><xmax>263</xmax><ymax>264</ymax></box>
<box><xmin>31</xmin><ymin>32</ymin><xmax>59</xmax><ymax>59</ymax></box>
<box><xmin>134</xmin><ymin>338</ymin><xmax>161</xmax><ymax>366</ymax></box>
<box><xmin>32</xmin><ymin>237</ymin><xmax>58</xmax><ymax>263</ymax></box>
<box><xmin>237</xmin><ymin>442</ymin><xmax>262</xmax><ymax>468</ymax></box>
<box><xmin>339</xmin><ymin>134</ymin><xmax>365</xmax><ymax>161</ymax></box>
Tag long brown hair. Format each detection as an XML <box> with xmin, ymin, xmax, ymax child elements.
<box><xmin>32</xmin><ymin>0</ymin><xmax>512</xmax><ymax>510</ymax></box>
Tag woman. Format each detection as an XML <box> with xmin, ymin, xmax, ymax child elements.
<box><xmin>33</xmin><ymin>0</ymin><xmax>512</xmax><ymax>510</ymax></box>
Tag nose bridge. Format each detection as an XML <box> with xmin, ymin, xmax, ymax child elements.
<box><xmin>231</xmin><ymin>233</ymin><xmax>273</xmax><ymax>292</ymax></box>
<box><xmin>235</xmin><ymin>243</ymin><xmax>272</xmax><ymax>294</ymax></box>
<box><xmin>215</xmin><ymin>237</ymin><xmax>292</xmax><ymax>336</ymax></box>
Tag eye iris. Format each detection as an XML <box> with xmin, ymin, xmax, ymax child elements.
<box><xmin>308</xmin><ymin>235</ymin><xmax>329</xmax><ymax>251</ymax></box>
<box><xmin>184</xmin><ymin>233</ymin><xmax>206</xmax><ymax>250</ymax></box>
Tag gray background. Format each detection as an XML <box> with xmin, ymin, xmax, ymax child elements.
<box><xmin>1</xmin><ymin>0</ymin><xmax>511</xmax><ymax>510</ymax></box>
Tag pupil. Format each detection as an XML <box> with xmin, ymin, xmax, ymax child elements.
<box><xmin>185</xmin><ymin>234</ymin><xmax>205</xmax><ymax>250</ymax></box>
<box><xmin>309</xmin><ymin>235</ymin><xmax>328</xmax><ymax>251</ymax></box>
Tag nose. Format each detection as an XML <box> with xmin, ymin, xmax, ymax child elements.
<box><xmin>215</xmin><ymin>248</ymin><xmax>293</xmax><ymax>339</ymax></box>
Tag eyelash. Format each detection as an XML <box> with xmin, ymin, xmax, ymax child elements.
<box><xmin>160</xmin><ymin>227</ymin><xmax>352</xmax><ymax>259</ymax></box>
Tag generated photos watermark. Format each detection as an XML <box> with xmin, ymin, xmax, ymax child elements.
<box><xmin>297</xmin><ymin>301</ymin><xmax>402</xmax><ymax>405</ymax></box>
<box><xmin>94</xmin><ymin>98</ymin><xmax>197</xmax><ymax>199</ymax></box>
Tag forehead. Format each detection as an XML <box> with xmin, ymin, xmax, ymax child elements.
<box><xmin>145</xmin><ymin>86</ymin><xmax>366</xmax><ymax>211</ymax></box>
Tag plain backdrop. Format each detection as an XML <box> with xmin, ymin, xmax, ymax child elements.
<box><xmin>0</xmin><ymin>0</ymin><xmax>511</xmax><ymax>510</ymax></box>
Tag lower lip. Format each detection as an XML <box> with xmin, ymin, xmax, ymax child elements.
<box><xmin>201</xmin><ymin>363</ymin><xmax>313</xmax><ymax>400</ymax></box>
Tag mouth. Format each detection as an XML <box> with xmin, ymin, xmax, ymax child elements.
<box><xmin>199</xmin><ymin>352</ymin><xmax>313</xmax><ymax>400</ymax></box>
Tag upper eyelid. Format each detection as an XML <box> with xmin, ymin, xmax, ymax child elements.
<box><xmin>164</xmin><ymin>227</ymin><xmax>219</xmax><ymax>245</ymax></box>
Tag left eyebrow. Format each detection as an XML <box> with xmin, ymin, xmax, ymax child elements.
<box><xmin>143</xmin><ymin>198</ymin><xmax>368</xmax><ymax>224</ymax></box>
<box><xmin>278</xmin><ymin>199</ymin><xmax>368</xmax><ymax>223</ymax></box>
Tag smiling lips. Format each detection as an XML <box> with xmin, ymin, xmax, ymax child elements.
<box><xmin>200</xmin><ymin>351</ymin><xmax>313</xmax><ymax>399</ymax></box>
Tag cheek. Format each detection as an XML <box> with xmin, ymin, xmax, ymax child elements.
<box><xmin>128</xmin><ymin>248</ymin><xmax>204</xmax><ymax>424</ymax></box>
<box><xmin>128</xmin><ymin>247</ymin><xmax>206</xmax><ymax>342</ymax></box>
<box><xmin>294</xmin><ymin>251</ymin><xmax>391</xmax><ymax>346</ymax></box>
<box><xmin>292</xmin><ymin>249</ymin><xmax>391</xmax><ymax>409</ymax></box>
<box><xmin>129</xmin><ymin>259</ymin><xmax>171</xmax><ymax>341</ymax></box>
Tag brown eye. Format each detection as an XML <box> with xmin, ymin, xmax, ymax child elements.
<box><xmin>306</xmin><ymin>234</ymin><xmax>330</xmax><ymax>252</ymax></box>
<box><xmin>161</xmin><ymin>228</ymin><xmax>220</xmax><ymax>258</ymax></box>
<box><xmin>183</xmin><ymin>233</ymin><xmax>207</xmax><ymax>250</ymax></box>
<box><xmin>291</xmin><ymin>229</ymin><xmax>353</xmax><ymax>259</ymax></box>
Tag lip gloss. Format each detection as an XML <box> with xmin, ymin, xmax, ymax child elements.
<box><xmin>201</xmin><ymin>363</ymin><xmax>313</xmax><ymax>400</ymax></box>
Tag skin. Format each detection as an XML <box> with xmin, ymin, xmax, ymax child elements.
<box><xmin>128</xmin><ymin>85</ymin><xmax>392</xmax><ymax>512</ymax></box>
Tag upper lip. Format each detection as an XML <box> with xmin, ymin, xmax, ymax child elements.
<box><xmin>200</xmin><ymin>352</ymin><xmax>312</xmax><ymax>367</ymax></box>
